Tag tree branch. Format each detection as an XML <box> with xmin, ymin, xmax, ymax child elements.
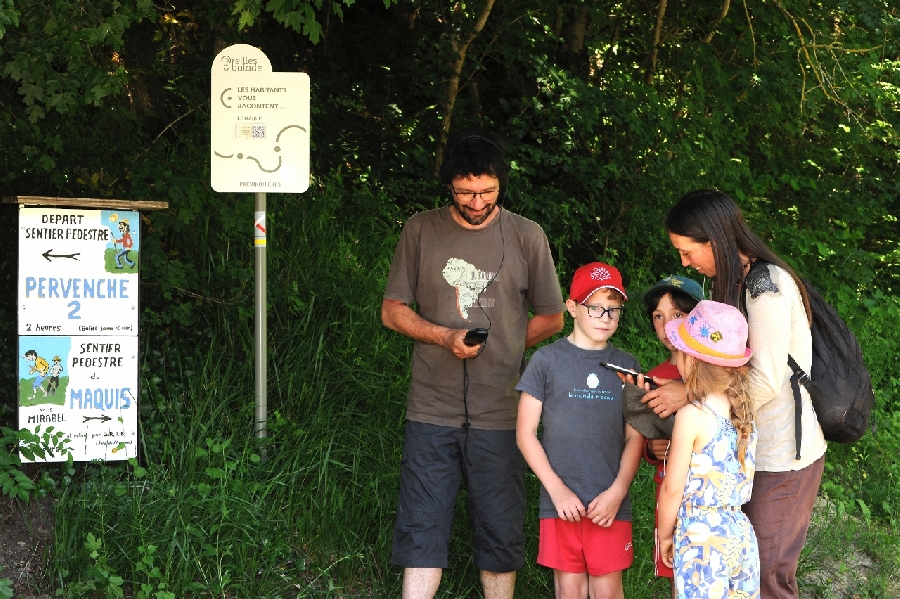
<box><xmin>741</xmin><ymin>0</ymin><xmax>758</xmax><ymax>67</ymax></box>
<box><xmin>702</xmin><ymin>0</ymin><xmax>730</xmax><ymax>43</ymax></box>
<box><xmin>131</xmin><ymin>107</ymin><xmax>196</xmax><ymax>163</ymax></box>
<box><xmin>646</xmin><ymin>0</ymin><xmax>667</xmax><ymax>85</ymax></box>
<box><xmin>771</xmin><ymin>0</ymin><xmax>838</xmax><ymax>106</ymax></box>
<box><xmin>433</xmin><ymin>0</ymin><xmax>497</xmax><ymax>176</ymax></box>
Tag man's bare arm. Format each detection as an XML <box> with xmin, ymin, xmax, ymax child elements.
<box><xmin>381</xmin><ymin>299</ymin><xmax>480</xmax><ymax>359</ymax></box>
<box><xmin>524</xmin><ymin>312</ymin><xmax>564</xmax><ymax>349</ymax></box>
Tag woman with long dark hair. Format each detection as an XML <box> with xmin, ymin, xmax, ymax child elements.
<box><xmin>643</xmin><ymin>189</ymin><xmax>826</xmax><ymax>599</ymax></box>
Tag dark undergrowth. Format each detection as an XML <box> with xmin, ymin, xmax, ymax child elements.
<box><xmin>2</xmin><ymin>175</ymin><xmax>898</xmax><ymax>597</ymax></box>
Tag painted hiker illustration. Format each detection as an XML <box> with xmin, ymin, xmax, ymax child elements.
<box><xmin>113</xmin><ymin>220</ymin><xmax>136</xmax><ymax>268</ymax></box>
<box><xmin>47</xmin><ymin>356</ymin><xmax>64</xmax><ymax>395</ymax></box>
<box><xmin>24</xmin><ymin>350</ymin><xmax>49</xmax><ymax>399</ymax></box>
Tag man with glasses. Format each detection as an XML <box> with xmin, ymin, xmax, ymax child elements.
<box><xmin>382</xmin><ymin>130</ymin><xmax>566</xmax><ymax>599</ymax></box>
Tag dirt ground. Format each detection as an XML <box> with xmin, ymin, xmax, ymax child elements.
<box><xmin>0</xmin><ymin>495</ymin><xmax>54</xmax><ymax>599</ymax></box>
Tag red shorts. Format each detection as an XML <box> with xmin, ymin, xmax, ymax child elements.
<box><xmin>537</xmin><ymin>518</ymin><xmax>633</xmax><ymax>576</ymax></box>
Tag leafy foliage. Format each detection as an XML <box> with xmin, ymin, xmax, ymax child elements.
<box><xmin>57</xmin><ymin>532</ymin><xmax>126</xmax><ymax>599</ymax></box>
<box><xmin>233</xmin><ymin>0</ymin><xmax>381</xmax><ymax>43</ymax></box>
<box><xmin>0</xmin><ymin>426</ymin><xmax>72</xmax><ymax>503</ymax></box>
<box><xmin>0</xmin><ymin>569</ymin><xmax>12</xmax><ymax>599</ymax></box>
<box><xmin>0</xmin><ymin>0</ymin><xmax>898</xmax><ymax>595</ymax></box>
<box><xmin>0</xmin><ymin>0</ymin><xmax>18</xmax><ymax>39</ymax></box>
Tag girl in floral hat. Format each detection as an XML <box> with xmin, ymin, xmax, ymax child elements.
<box><xmin>656</xmin><ymin>300</ymin><xmax>759</xmax><ymax>598</ymax></box>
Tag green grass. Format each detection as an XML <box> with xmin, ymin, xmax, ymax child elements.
<box><xmin>40</xmin><ymin>177</ymin><xmax>900</xmax><ymax>598</ymax></box>
<box><xmin>18</xmin><ymin>377</ymin><xmax>69</xmax><ymax>407</ymax></box>
<box><xmin>799</xmin><ymin>497</ymin><xmax>900</xmax><ymax>598</ymax></box>
<box><xmin>102</xmin><ymin>249</ymin><xmax>139</xmax><ymax>273</ymax></box>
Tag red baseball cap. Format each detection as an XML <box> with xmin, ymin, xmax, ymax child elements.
<box><xmin>569</xmin><ymin>262</ymin><xmax>628</xmax><ymax>303</ymax></box>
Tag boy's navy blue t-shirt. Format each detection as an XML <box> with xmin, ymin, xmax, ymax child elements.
<box><xmin>516</xmin><ymin>337</ymin><xmax>640</xmax><ymax>520</ymax></box>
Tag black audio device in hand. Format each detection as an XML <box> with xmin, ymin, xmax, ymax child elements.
<box><xmin>463</xmin><ymin>328</ymin><xmax>489</xmax><ymax>346</ymax></box>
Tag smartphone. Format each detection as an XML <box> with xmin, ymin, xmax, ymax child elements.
<box><xmin>600</xmin><ymin>362</ymin><xmax>657</xmax><ymax>388</ymax></box>
<box><xmin>463</xmin><ymin>328</ymin><xmax>489</xmax><ymax>346</ymax></box>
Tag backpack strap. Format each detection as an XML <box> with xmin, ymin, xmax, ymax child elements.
<box><xmin>787</xmin><ymin>354</ymin><xmax>809</xmax><ymax>460</ymax></box>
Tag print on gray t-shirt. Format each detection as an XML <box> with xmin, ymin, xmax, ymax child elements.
<box><xmin>516</xmin><ymin>337</ymin><xmax>640</xmax><ymax>520</ymax></box>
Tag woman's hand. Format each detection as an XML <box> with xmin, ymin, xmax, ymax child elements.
<box><xmin>617</xmin><ymin>372</ymin><xmax>654</xmax><ymax>391</ymax></box>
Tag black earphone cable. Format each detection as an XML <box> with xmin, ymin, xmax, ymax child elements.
<box><xmin>461</xmin><ymin>208</ymin><xmax>505</xmax><ymax>465</ymax></box>
<box><xmin>462</xmin><ymin>359</ymin><xmax>472</xmax><ymax>465</ymax></box>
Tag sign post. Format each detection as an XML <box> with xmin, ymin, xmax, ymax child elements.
<box><xmin>254</xmin><ymin>192</ymin><xmax>267</xmax><ymax>438</ymax></box>
<box><xmin>210</xmin><ymin>45</ymin><xmax>310</xmax><ymax>438</ymax></box>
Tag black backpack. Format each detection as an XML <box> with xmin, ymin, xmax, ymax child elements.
<box><xmin>743</xmin><ymin>262</ymin><xmax>875</xmax><ymax>459</ymax></box>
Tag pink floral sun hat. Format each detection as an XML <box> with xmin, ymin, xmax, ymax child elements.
<box><xmin>665</xmin><ymin>300</ymin><xmax>752</xmax><ymax>367</ymax></box>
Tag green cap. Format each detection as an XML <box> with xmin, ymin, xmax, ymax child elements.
<box><xmin>642</xmin><ymin>275</ymin><xmax>705</xmax><ymax>307</ymax></box>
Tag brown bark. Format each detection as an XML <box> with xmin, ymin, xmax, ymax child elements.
<box><xmin>433</xmin><ymin>0</ymin><xmax>497</xmax><ymax>177</ymax></box>
<box><xmin>702</xmin><ymin>0</ymin><xmax>731</xmax><ymax>43</ymax></box>
<box><xmin>646</xmin><ymin>0</ymin><xmax>667</xmax><ymax>84</ymax></box>
<box><xmin>566</xmin><ymin>6</ymin><xmax>589</xmax><ymax>54</ymax></box>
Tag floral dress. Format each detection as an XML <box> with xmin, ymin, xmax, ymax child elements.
<box><xmin>675</xmin><ymin>403</ymin><xmax>760</xmax><ymax>598</ymax></box>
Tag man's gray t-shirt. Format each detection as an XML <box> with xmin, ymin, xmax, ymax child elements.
<box><xmin>384</xmin><ymin>206</ymin><xmax>565</xmax><ymax>430</ymax></box>
<box><xmin>516</xmin><ymin>337</ymin><xmax>639</xmax><ymax>520</ymax></box>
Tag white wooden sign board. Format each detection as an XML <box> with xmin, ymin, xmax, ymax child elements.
<box><xmin>17</xmin><ymin>207</ymin><xmax>139</xmax><ymax>335</ymax></box>
<box><xmin>210</xmin><ymin>44</ymin><xmax>310</xmax><ymax>193</ymax></box>
<box><xmin>17</xmin><ymin>336</ymin><xmax>139</xmax><ymax>462</ymax></box>
<box><xmin>17</xmin><ymin>206</ymin><xmax>140</xmax><ymax>462</ymax></box>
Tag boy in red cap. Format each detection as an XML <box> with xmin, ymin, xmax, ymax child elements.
<box><xmin>516</xmin><ymin>262</ymin><xmax>644</xmax><ymax>599</ymax></box>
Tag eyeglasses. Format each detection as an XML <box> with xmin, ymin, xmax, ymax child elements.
<box><xmin>452</xmin><ymin>188</ymin><xmax>499</xmax><ymax>202</ymax></box>
<box><xmin>584</xmin><ymin>305</ymin><xmax>624</xmax><ymax>320</ymax></box>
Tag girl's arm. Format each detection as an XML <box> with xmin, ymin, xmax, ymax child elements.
<box><xmin>657</xmin><ymin>404</ymin><xmax>704</xmax><ymax>568</ymax></box>
<box><xmin>587</xmin><ymin>423</ymin><xmax>644</xmax><ymax>525</ymax></box>
<box><xmin>516</xmin><ymin>392</ymin><xmax>586</xmax><ymax>521</ymax></box>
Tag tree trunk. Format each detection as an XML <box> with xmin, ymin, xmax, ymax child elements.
<box><xmin>433</xmin><ymin>0</ymin><xmax>497</xmax><ymax>177</ymax></box>
<box><xmin>566</xmin><ymin>6</ymin><xmax>589</xmax><ymax>54</ymax></box>
<box><xmin>646</xmin><ymin>0</ymin><xmax>667</xmax><ymax>84</ymax></box>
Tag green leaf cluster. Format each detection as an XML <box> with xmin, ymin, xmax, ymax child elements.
<box><xmin>0</xmin><ymin>0</ymin><xmax>19</xmax><ymax>39</ymax></box>
<box><xmin>0</xmin><ymin>426</ymin><xmax>72</xmax><ymax>503</ymax></box>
